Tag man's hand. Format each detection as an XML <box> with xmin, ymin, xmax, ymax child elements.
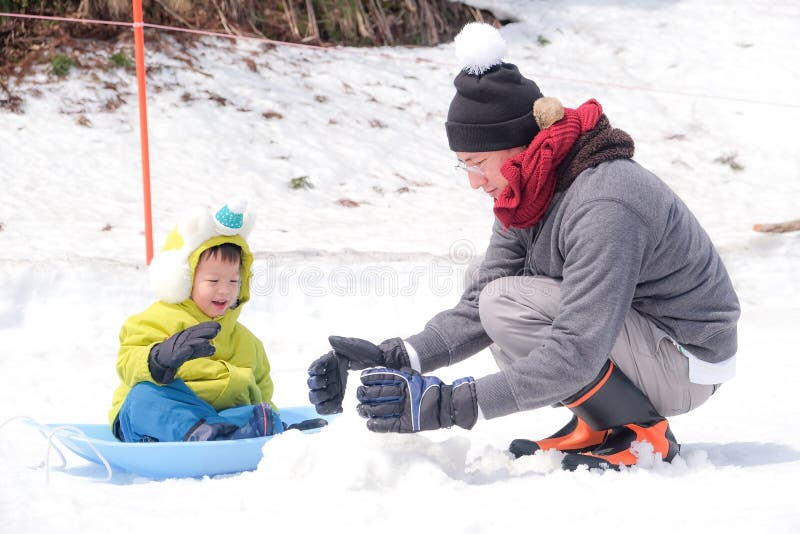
<box><xmin>307</xmin><ymin>336</ymin><xmax>412</xmax><ymax>415</ymax></box>
<box><xmin>307</xmin><ymin>351</ymin><xmax>348</xmax><ymax>415</ymax></box>
<box><xmin>356</xmin><ymin>368</ymin><xmax>478</xmax><ymax>433</ymax></box>
<box><xmin>148</xmin><ymin>321</ymin><xmax>221</xmax><ymax>384</ymax></box>
<box><xmin>328</xmin><ymin>336</ymin><xmax>411</xmax><ymax>370</ymax></box>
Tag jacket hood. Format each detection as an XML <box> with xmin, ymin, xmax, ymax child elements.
<box><xmin>188</xmin><ymin>234</ymin><xmax>254</xmax><ymax>308</ymax></box>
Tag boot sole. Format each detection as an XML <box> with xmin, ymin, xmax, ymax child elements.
<box><xmin>561</xmin><ymin>454</ymin><xmax>617</xmax><ymax>471</ymax></box>
<box><xmin>509</xmin><ymin>438</ymin><xmax>601</xmax><ymax>459</ymax></box>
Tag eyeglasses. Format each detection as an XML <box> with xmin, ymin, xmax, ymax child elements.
<box><xmin>454</xmin><ymin>160</ymin><xmax>486</xmax><ymax>177</ymax></box>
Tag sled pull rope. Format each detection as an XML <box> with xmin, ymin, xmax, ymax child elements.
<box><xmin>1</xmin><ymin>417</ymin><xmax>113</xmax><ymax>482</ymax></box>
<box><xmin>44</xmin><ymin>425</ymin><xmax>113</xmax><ymax>483</ymax></box>
<box><xmin>0</xmin><ymin>416</ymin><xmax>68</xmax><ymax>470</ymax></box>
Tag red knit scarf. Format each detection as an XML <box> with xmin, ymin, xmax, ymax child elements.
<box><xmin>494</xmin><ymin>99</ymin><xmax>604</xmax><ymax>230</ymax></box>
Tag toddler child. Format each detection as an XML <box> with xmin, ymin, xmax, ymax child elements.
<box><xmin>109</xmin><ymin>199</ymin><xmax>282</xmax><ymax>442</ymax></box>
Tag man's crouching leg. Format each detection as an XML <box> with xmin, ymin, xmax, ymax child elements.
<box><xmin>477</xmin><ymin>275</ymin><xmax>715</xmax><ymax>466</ymax></box>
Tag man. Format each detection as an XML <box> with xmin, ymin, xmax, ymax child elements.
<box><xmin>307</xmin><ymin>23</ymin><xmax>740</xmax><ymax>470</ymax></box>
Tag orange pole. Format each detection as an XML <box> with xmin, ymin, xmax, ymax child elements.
<box><xmin>132</xmin><ymin>0</ymin><xmax>154</xmax><ymax>264</ymax></box>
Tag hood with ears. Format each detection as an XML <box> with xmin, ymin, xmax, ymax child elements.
<box><xmin>148</xmin><ymin>199</ymin><xmax>255</xmax><ymax>306</ymax></box>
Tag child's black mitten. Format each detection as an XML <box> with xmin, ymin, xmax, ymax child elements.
<box><xmin>148</xmin><ymin>322</ymin><xmax>221</xmax><ymax>384</ymax></box>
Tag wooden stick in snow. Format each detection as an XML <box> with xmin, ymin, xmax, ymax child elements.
<box><xmin>753</xmin><ymin>219</ymin><xmax>800</xmax><ymax>233</ymax></box>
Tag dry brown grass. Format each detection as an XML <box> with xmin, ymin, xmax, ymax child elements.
<box><xmin>68</xmin><ymin>0</ymin><xmax>501</xmax><ymax>46</ymax></box>
<box><xmin>0</xmin><ymin>0</ymin><xmax>503</xmax><ymax>103</ymax></box>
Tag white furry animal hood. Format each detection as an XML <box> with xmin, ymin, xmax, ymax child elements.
<box><xmin>148</xmin><ymin>198</ymin><xmax>256</xmax><ymax>304</ymax></box>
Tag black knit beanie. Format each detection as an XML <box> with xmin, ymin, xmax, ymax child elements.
<box><xmin>445</xmin><ymin>24</ymin><xmax>544</xmax><ymax>152</ymax></box>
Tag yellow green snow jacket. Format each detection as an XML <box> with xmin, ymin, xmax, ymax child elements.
<box><xmin>108</xmin><ymin>235</ymin><xmax>274</xmax><ymax>426</ymax></box>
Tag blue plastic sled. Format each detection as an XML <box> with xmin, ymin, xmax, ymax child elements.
<box><xmin>31</xmin><ymin>405</ymin><xmax>334</xmax><ymax>480</ymax></box>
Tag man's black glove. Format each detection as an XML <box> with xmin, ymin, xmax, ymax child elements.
<box><xmin>327</xmin><ymin>336</ymin><xmax>412</xmax><ymax>371</ymax></box>
<box><xmin>356</xmin><ymin>367</ymin><xmax>479</xmax><ymax>433</ymax></box>
<box><xmin>148</xmin><ymin>321</ymin><xmax>221</xmax><ymax>384</ymax></box>
<box><xmin>306</xmin><ymin>351</ymin><xmax>347</xmax><ymax>415</ymax></box>
<box><xmin>306</xmin><ymin>336</ymin><xmax>411</xmax><ymax>415</ymax></box>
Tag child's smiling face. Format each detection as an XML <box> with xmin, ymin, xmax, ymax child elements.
<box><xmin>191</xmin><ymin>253</ymin><xmax>241</xmax><ymax>318</ymax></box>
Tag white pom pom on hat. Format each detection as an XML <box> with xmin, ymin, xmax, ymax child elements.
<box><xmin>446</xmin><ymin>23</ymin><xmax>544</xmax><ymax>152</ymax></box>
<box><xmin>454</xmin><ymin>22</ymin><xmax>507</xmax><ymax>75</ymax></box>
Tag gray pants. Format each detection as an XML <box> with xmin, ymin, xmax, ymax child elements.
<box><xmin>476</xmin><ymin>275</ymin><xmax>715</xmax><ymax>417</ymax></box>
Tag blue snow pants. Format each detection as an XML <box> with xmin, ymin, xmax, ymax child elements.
<box><xmin>114</xmin><ymin>380</ymin><xmax>255</xmax><ymax>442</ymax></box>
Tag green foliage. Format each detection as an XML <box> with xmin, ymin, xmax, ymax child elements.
<box><xmin>0</xmin><ymin>0</ymin><xmax>30</xmax><ymax>12</ymax></box>
<box><xmin>288</xmin><ymin>176</ymin><xmax>314</xmax><ymax>190</ymax></box>
<box><xmin>0</xmin><ymin>0</ymin><xmax>26</xmax><ymax>21</ymax></box>
<box><xmin>50</xmin><ymin>54</ymin><xmax>74</xmax><ymax>77</ymax></box>
<box><xmin>110</xmin><ymin>51</ymin><xmax>133</xmax><ymax>69</ymax></box>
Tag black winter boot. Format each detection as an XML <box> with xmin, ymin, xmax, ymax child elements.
<box><xmin>183</xmin><ymin>420</ymin><xmax>238</xmax><ymax>441</ymax></box>
<box><xmin>559</xmin><ymin>360</ymin><xmax>680</xmax><ymax>470</ymax></box>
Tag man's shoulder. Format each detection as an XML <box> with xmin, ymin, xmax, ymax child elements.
<box><xmin>564</xmin><ymin>159</ymin><xmax>674</xmax><ymax>214</ymax></box>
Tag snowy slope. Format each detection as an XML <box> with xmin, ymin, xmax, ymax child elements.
<box><xmin>1</xmin><ymin>1</ymin><xmax>799</xmax><ymax>532</ymax></box>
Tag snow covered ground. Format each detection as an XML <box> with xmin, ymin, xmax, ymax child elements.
<box><xmin>1</xmin><ymin>0</ymin><xmax>799</xmax><ymax>532</ymax></box>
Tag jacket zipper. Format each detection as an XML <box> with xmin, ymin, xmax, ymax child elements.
<box><xmin>527</xmin><ymin>222</ymin><xmax>543</xmax><ymax>275</ymax></box>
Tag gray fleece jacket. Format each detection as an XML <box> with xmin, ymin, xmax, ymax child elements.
<box><xmin>406</xmin><ymin>159</ymin><xmax>740</xmax><ymax>419</ymax></box>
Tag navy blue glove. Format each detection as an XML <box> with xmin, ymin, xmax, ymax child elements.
<box><xmin>307</xmin><ymin>337</ymin><xmax>411</xmax><ymax>415</ymax></box>
<box><xmin>148</xmin><ymin>321</ymin><xmax>221</xmax><ymax>384</ymax></box>
<box><xmin>356</xmin><ymin>368</ymin><xmax>479</xmax><ymax>433</ymax></box>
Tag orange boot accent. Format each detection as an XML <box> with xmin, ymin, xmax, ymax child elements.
<box><xmin>509</xmin><ymin>416</ymin><xmax>607</xmax><ymax>458</ymax></box>
<box><xmin>562</xmin><ymin>419</ymin><xmax>679</xmax><ymax>470</ymax></box>
<box><xmin>536</xmin><ymin>416</ymin><xmax>607</xmax><ymax>451</ymax></box>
